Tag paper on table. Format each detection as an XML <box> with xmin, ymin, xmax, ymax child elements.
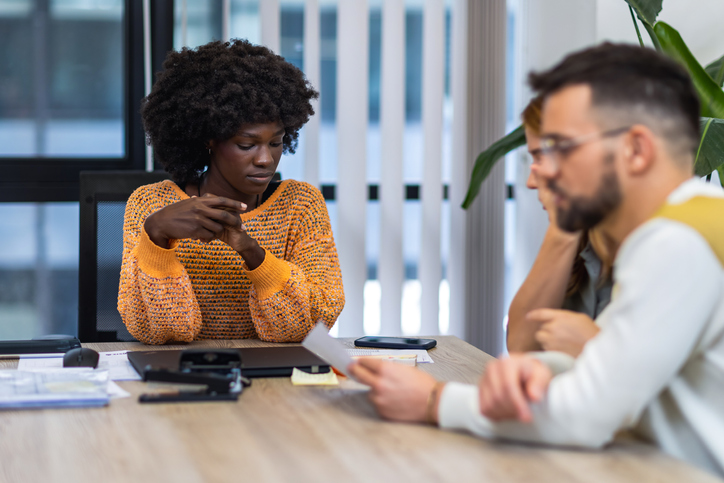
<box><xmin>347</xmin><ymin>349</ymin><xmax>434</xmax><ymax>363</ymax></box>
<box><xmin>107</xmin><ymin>380</ymin><xmax>131</xmax><ymax>399</ymax></box>
<box><xmin>302</xmin><ymin>322</ymin><xmax>354</xmax><ymax>378</ymax></box>
<box><xmin>351</xmin><ymin>353</ymin><xmax>417</xmax><ymax>366</ymax></box>
<box><xmin>18</xmin><ymin>351</ymin><xmax>141</xmax><ymax>381</ymax></box>
<box><xmin>17</xmin><ymin>356</ymin><xmax>63</xmax><ymax>370</ymax></box>
<box><xmin>98</xmin><ymin>351</ymin><xmax>141</xmax><ymax>381</ymax></box>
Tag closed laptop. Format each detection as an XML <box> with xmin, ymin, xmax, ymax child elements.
<box><xmin>128</xmin><ymin>346</ymin><xmax>330</xmax><ymax>378</ymax></box>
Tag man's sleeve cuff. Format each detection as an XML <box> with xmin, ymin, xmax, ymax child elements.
<box><xmin>438</xmin><ymin>382</ymin><xmax>491</xmax><ymax>432</ymax></box>
<box><xmin>244</xmin><ymin>249</ymin><xmax>292</xmax><ymax>299</ymax></box>
<box><xmin>528</xmin><ymin>351</ymin><xmax>576</xmax><ymax>376</ymax></box>
<box><xmin>134</xmin><ymin>228</ymin><xmax>185</xmax><ymax>278</ymax></box>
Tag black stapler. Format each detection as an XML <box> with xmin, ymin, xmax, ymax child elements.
<box><xmin>138</xmin><ymin>350</ymin><xmax>251</xmax><ymax>403</ymax></box>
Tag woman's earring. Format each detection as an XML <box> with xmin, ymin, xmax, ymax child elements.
<box><xmin>208</xmin><ymin>148</ymin><xmax>211</xmax><ymax>155</ymax></box>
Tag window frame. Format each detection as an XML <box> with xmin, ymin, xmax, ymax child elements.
<box><xmin>0</xmin><ymin>0</ymin><xmax>174</xmax><ymax>203</ymax></box>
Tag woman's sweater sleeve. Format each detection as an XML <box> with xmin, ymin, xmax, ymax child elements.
<box><xmin>117</xmin><ymin>188</ymin><xmax>202</xmax><ymax>344</ymax></box>
<box><xmin>245</xmin><ymin>187</ymin><xmax>345</xmax><ymax>342</ymax></box>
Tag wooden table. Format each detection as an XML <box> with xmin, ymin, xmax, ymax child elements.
<box><xmin>0</xmin><ymin>336</ymin><xmax>720</xmax><ymax>483</ymax></box>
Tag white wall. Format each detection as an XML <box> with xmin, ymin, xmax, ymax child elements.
<box><xmin>511</xmin><ymin>0</ymin><xmax>597</xmax><ymax>305</ymax></box>
<box><xmin>596</xmin><ymin>0</ymin><xmax>724</xmax><ymax>66</ymax></box>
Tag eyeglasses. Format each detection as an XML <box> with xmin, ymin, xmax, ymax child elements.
<box><xmin>538</xmin><ymin>126</ymin><xmax>631</xmax><ymax>167</ymax></box>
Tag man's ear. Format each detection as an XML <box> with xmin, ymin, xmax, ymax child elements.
<box><xmin>624</xmin><ymin>125</ymin><xmax>655</xmax><ymax>175</ymax></box>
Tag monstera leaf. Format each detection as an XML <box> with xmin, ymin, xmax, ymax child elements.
<box><xmin>654</xmin><ymin>22</ymin><xmax>724</xmax><ymax>119</ymax></box>
<box><xmin>624</xmin><ymin>0</ymin><xmax>662</xmax><ymax>26</ymax></box>
<box><xmin>625</xmin><ymin>0</ymin><xmax>663</xmax><ymax>50</ymax></box>
<box><xmin>461</xmin><ymin>126</ymin><xmax>525</xmax><ymax>209</ymax></box>
<box><xmin>653</xmin><ymin>22</ymin><xmax>724</xmax><ymax>183</ymax></box>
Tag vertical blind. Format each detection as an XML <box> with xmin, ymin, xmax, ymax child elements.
<box><xmin>378</xmin><ymin>0</ymin><xmax>405</xmax><ymax>336</ymax></box>
<box><xmin>175</xmin><ymin>0</ymin><xmax>472</xmax><ymax>340</ymax></box>
<box><xmin>335</xmin><ymin>0</ymin><xmax>369</xmax><ymax>336</ymax></box>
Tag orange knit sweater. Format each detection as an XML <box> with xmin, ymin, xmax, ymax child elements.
<box><xmin>117</xmin><ymin>179</ymin><xmax>344</xmax><ymax>344</ymax></box>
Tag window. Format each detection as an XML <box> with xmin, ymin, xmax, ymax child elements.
<box><xmin>0</xmin><ymin>0</ymin><xmax>147</xmax><ymax>338</ymax></box>
<box><xmin>0</xmin><ymin>0</ymin><xmax>145</xmax><ymax>202</ymax></box>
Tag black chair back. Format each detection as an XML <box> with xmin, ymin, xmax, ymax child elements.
<box><xmin>78</xmin><ymin>170</ymin><xmax>170</xmax><ymax>342</ymax></box>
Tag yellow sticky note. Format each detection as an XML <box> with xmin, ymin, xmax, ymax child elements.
<box><xmin>291</xmin><ymin>368</ymin><xmax>339</xmax><ymax>386</ymax></box>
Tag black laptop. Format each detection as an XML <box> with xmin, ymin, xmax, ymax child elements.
<box><xmin>127</xmin><ymin>346</ymin><xmax>330</xmax><ymax>378</ymax></box>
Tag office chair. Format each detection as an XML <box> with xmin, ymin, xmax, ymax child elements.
<box><xmin>78</xmin><ymin>170</ymin><xmax>170</xmax><ymax>342</ymax></box>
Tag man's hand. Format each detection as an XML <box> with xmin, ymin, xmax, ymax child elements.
<box><xmin>529</xmin><ymin>308</ymin><xmax>600</xmax><ymax>357</ymax></box>
<box><xmin>479</xmin><ymin>354</ymin><xmax>552</xmax><ymax>422</ymax></box>
<box><xmin>348</xmin><ymin>358</ymin><xmax>438</xmax><ymax>423</ymax></box>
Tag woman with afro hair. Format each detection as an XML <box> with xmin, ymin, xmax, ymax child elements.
<box><xmin>117</xmin><ymin>39</ymin><xmax>344</xmax><ymax>344</ymax></box>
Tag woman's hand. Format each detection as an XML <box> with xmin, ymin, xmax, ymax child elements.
<box><xmin>534</xmin><ymin>171</ymin><xmax>557</xmax><ymax>224</ymax></box>
<box><xmin>531</xmin><ymin>165</ymin><xmax>580</xmax><ymax>240</ymax></box>
<box><xmin>145</xmin><ymin>193</ymin><xmax>267</xmax><ymax>270</ymax></box>
<box><xmin>144</xmin><ymin>194</ymin><xmax>246</xmax><ymax>248</ymax></box>
<box><xmin>217</xmin><ymin>218</ymin><xmax>266</xmax><ymax>270</ymax></box>
<box><xmin>528</xmin><ymin>308</ymin><xmax>600</xmax><ymax>357</ymax></box>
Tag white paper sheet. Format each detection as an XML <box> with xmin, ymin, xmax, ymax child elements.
<box><xmin>302</xmin><ymin>322</ymin><xmax>354</xmax><ymax>378</ymax></box>
<box><xmin>107</xmin><ymin>380</ymin><xmax>131</xmax><ymax>399</ymax></box>
<box><xmin>346</xmin><ymin>349</ymin><xmax>434</xmax><ymax>363</ymax></box>
<box><xmin>98</xmin><ymin>351</ymin><xmax>142</xmax><ymax>381</ymax></box>
<box><xmin>17</xmin><ymin>356</ymin><xmax>63</xmax><ymax>369</ymax></box>
<box><xmin>17</xmin><ymin>351</ymin><xmax>141</xmax><ymax>381</ymax></box>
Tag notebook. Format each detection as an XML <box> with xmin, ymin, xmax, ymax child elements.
<box><xmin>127</xmin><ymin>347</ymin><xmax>330</xmax><ymax>378</ymax></box>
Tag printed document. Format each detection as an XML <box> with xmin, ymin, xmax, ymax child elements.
<box><xmin>302</xmin><ymin>322</ymin><xmax>354</xmax><ymax>377</ymax></box>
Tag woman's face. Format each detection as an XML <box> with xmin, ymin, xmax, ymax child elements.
<box><xmin>208</xmin><ymin>121</ymin><xmax>285</xmax><ymax>199</ymax></box>
<box><xmin>525</xmin><ymin>126</ymin><xmax>543</xmax><ymax>190</ymax></box>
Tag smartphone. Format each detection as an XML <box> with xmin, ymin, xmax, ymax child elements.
<box><xmin>354</xmin><ymin>336</ymin><xmax>437</xmax><ymax>350</ymax></box>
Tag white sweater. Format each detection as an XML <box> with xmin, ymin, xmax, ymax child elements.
<box><xmin>438</xmin><ymin>178</ymin><xmax>724</xmax><ymax>477</ymax></box>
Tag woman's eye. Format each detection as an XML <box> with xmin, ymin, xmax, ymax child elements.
<box><xmin>238</xmin><ymin>144</ymin><xmax>253</xmax><ymax>151</ymax></box>
<box><xmin>270</xmin><ymin>142</ymin><xmax>282</xmax><ymax>148</ymax></box>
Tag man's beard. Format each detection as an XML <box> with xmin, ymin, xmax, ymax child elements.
<box><xmin>550</xmin><ymin>155</ymin><xmax>622</xmax><ymax>233</ymax></box>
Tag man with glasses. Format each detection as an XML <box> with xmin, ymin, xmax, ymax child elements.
<box><xmin>349</xmin><ymin>43</ymin><xmax>724</xmax><ymax>477</ymax></box>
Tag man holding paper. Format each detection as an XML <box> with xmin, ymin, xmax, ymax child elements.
<box><xmin>348</xmin><ymin>43</ymin><xmax>724</xmax><ymax>478</ymax></box>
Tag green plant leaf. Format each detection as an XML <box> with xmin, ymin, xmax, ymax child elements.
<box><xmin>704</xmin><ymin>54</ymin><xmax>724</xmax><ymax>87</ymax></box>
<box><xmin>654</xmin><ymin>22</ymin><xmax>724</xmax><ymax>119</ymax></box>
<box><xmin>694</xmin><ymin>117</ymin><xmax>724</xmax><ymax>177</ymax></box>
<box><xmin>642</xmin><ymin>22</ymin><xmax>662</xmax><ymax>51</ymax></box>
<box><xmin>462</xmin><ymin>125</ymin><xmax>526</xmax><ymax>209</ymax></box>
<box><xmin>624</xmin><ymin>0</ymin><xmax>662</xmax><ymax>27</ymax></box>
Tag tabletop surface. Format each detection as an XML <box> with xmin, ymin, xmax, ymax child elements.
<box><xmin>0</xmin><ymin>336</ymin><xmax>720</xmax><ymax>483</ymax></box>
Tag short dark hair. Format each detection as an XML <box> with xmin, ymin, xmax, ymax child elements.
<box><xmin>141</xmin><ymin>39</ymin><xmax>319</xmax><ymax>185</ymax></box>
<box><xmin>529</xmin><ymin>43</ymin><xmax>700</xmax><ymax>162</ymax></box>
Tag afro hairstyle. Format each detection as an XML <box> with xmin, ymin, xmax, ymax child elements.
<box><xmin>140</xmin><ymin>39</ymin><xmax>319</xmax><ymax>185</ymax></box>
